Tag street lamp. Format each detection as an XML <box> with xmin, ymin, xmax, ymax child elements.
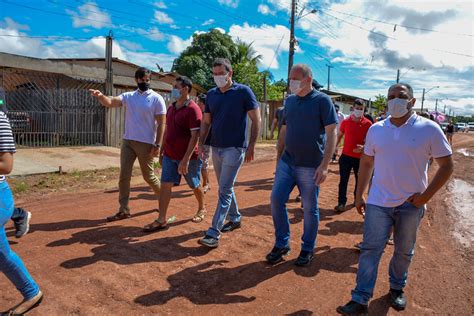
<box><xmin>421</xmin><ymin>86</ymin><xmax>439</xmax><ymax>112</ymax></box>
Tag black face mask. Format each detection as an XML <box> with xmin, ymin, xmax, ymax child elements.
<box><xmin>137</xmin><ymin>82</ymin><xmax>150</xmax><ymax>91</ymax></box>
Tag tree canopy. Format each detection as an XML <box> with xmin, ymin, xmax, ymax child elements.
<box><xmin>172</xmin><ymin>29</ymin><xmax>285</xmax><ymax>101</ymax></box>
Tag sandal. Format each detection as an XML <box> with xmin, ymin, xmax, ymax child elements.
<box><xmin>106</xmin><ymin>211</ymin><xmax>131</xmax><ymax>222</ymax></box>
<box><xmin>192</xmin><ymin>209</ymin><xmax>206</xmax><ymax>223</ymax></box>
<box><xmin>203</xmin><ymin>185</ymin><xmax>211</xmax><ymax>194</ymax></box>
<box><xmin>143</xmin><ymin>220</ymin><xmax>168</xmax><ymax>233</ymax></box>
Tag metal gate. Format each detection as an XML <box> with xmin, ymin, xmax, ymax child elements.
<box><xmin>0</xmin><ymin>67</ymin><xmax>106</xmax><ymax>147</ymax></box>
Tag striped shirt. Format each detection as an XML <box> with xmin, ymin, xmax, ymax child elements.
<box><xmin>0</xmin><ymin>111</ymin><xmax>16</xmax><ymax>181</ymax></box>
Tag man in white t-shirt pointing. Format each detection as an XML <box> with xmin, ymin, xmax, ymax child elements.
<box><xmin>90</xmin><ymin>67</ymin><xmax>166</xmax><ymax>221</ymax></box>
<box><xmin>337</xmin><ymin>83</ymin><xmax>453</xmax><ymax>315</ymax></box>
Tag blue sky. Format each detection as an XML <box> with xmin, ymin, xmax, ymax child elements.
<box><xmin>1</xmin><ymin>0</ymin><xmax>473</xmax><ymax>115</ymax></box>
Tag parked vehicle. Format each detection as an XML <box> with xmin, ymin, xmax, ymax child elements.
<box><xmin>468</xmin><ymin>122</ymin><xmax>474</xmax><ymax>132</ymax></box>
<box><xmin>455</xmin><ymin>122</ymin><xmax>468</xmax><ymax>133</ymax></box>
<box><xmin>440</xmin><ymin>122</ymin><xmax>449</xmax><ymax>132</ymax></box>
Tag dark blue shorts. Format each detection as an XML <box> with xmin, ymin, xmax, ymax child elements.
<box><xmin>161</xmin><ymin>156</ymin><xmax>202</xmax><ymax>189</ymax></box>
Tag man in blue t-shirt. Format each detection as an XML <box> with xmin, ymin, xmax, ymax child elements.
<box><xmin>198</xmin><ymin>58</ymin><xmax>261</xmax><ymax>248</ymax></box>
<box><xmin>267</xmin><ymin>64</ymin><xmax>337</xmax><ymax>266</ymax></box>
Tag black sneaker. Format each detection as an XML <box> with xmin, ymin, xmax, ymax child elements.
<box><xmin>336</xmin><ymin>300</ymin><xmax>368</xmax><ymax>315</ymax></box>
<box><xmin>14</xmin><ymin>211</ymin><xmax>32</xmax><ymax>239</ymax></box>
<box><xmin>221</xmin><ymin>221</ymin><xmax>241</xmax><ymax>233</ymax></box>
<box><xmin>389</xmin><ymin>289</ymin><xmax>407</xmax><ymax>311</ymax></box>
<box><xmin>294</xmin><ymin>250</ymin><xmax>314</xmax><ymax>266</ymax></box>
<box><xmin>266</xmin><ymin>246</ymin><xmax>290</xmax><ymax>264</ymax></box>
<box><xmin>198</xmin><ymin>235</ymin><xmax>219</xmax><ymax>248</ymax></box>
<box><xmin>334</xmin><ymin>204</ymin><xmax>346</xmax><ymax>212</ymax></box>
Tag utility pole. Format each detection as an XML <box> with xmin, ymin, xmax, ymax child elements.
<box><xmin>435</xmin><ymin>98</ymin><xmax>438</xmax><ymax>112</ymax></box>
<box><xmin>287</xmin><ymin>0</ymin><xmax>296</xmax><ymax>90</ymax></box>
<box><xmin>421</xmin><ymin>88</ymin><xmax>426</xmax><ymax>112</ymax></box>
<box><xmin>443</xmin><ymin>104</ymin><xmax>446</xmax><ymax>114</ymax></box>
<box><xmin>396</xmin><ymin>69</ymin><xmax>400</xmax><ymax>83</ymax></box>
<box><xmin>326</xmin><ymin>64</ymin><xmax>333</xmax><ymax>91</ymax></box>
<box><xmin>105</xmin><ymin>30</ymin><xmax>114</xmax><ymax>96</ymax></box>
<box><xmin>262</xmin><ymin>73</ymin><xmax>268</xmax><ymax>140</ymax></box>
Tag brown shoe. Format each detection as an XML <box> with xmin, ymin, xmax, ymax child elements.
<box><xmin>106</xmin><ymin>211</ymin><xmax>131</xmax><ymax>222</ymax></box>
<box><xmin>8</xmin><ymin>290</ymin><xmax>43</xmax><ymax>315</ymax></box>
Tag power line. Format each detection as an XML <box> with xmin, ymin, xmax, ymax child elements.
<box><xmin>319</xmin><ymin>7</ymin><xmax>474</xmax><ymax>38</ymax></box>
<box><xmin>316</xmin><ymin>9</ymin><xmax>474</xmax><ymax>58</ymax></box>
<box><xmin>0</xmin><ymin>33</ymin><xmax>95</xmax><ymax>40</ymax></box>
<box><xmin>266</xmin><ymin>34</ymin><xmax>286</xmax><ymax>72</ymax></box>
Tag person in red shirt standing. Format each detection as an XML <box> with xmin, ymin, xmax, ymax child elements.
<box><xmin>144</xmin><ymin>76</ymin><xmax>206</xmax><ymax>232</ymax></box>
<box><xmin>334</xmin><ymin>99</ymin><xmax>372</xmax><ymax>212</ymax></box>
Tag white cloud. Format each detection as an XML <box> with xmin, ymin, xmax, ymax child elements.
<box><xmin>258</xmin><ymin>4</ymin><xmax>275</xmax><ymax>16</ymax></box>
<box><xmin>119</xmin><ymin>40</ymin><xmax>144</xmax><ymax>51</ymax></box>
<box><xmin>66</xmin><ymin>1</ymin><xmax>111</xmax><ymax>29</ymax></box>
<box><xmin>262</xmin><ymin>0</ymin><xmax>474</xmax><ymax>114</ymax></box>
<box><xmin>0</xmin><ymin>17</ymin><xmax>30</xmax><ymax>31</ymax></box>
<box><xmin>125</xmin><ymin>51</ymin><xmax>175</xmax><ymax>72</ymax></box>
<box><xmin>228</xmin><ymin>23</ymin><xmax>290</xmax><ymax>69</ymax></box>
<box><xmin>218</xmin><ymin>0</ymin><xmax>239</xmax><ymax>9</ymax></box>
<box><xmin>0</xmin><ymin>18</ymin><xmax>176</xmax><ymax>72</ymax></box>
<box><xmin>167</xmin><ymin>35</ymin><xmax>192</xmax><ymax>54</ymax></box>
<box><xmin>154</xmin><ymin>10</ymin><xmax>173</xmax><ymax>24</ymax></box>
<box><xmin>202</xmin><ymin>19</ymin><xmax>215</xmax><ymax>26</ymax></box>
<box><xmin>154</xmin><ymin>1</ymin><xmax>167</xmax><ymax>9</ymax></box>
<box><xmin>145</xmin><ymin>27</ymin><xmax>165</xmax><ymax>41</ymax></box>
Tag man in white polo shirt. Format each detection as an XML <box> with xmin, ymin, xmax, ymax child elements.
<box><xmin>337</xmin><ymin>83</ymin><xmax>453</xmax><ymax>315</ymax></box>
<box><xmin>90</xmin><ymin>67</ymin><xmax>166</xmax><ymax>221</ymax></box>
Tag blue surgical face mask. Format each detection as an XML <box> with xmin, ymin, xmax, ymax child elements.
<box><xmin>171</xmin><ymin>88</ymin><xmax>182</xmax><ymax>101</ymax></box>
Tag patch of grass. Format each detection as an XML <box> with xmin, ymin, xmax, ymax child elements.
<box><xmin>11</xmin><ymin>181</ymin><xmax>28</xmax><ymax>195</ymax></box>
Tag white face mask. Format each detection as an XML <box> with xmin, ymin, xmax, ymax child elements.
<box><xmin>289</xmin><ymin>80</ymin><xmax>302</xmax><ymax>95</ymax></box>
<box><xmin>353</xmin><ymin>109</ymin><xmax>364</xmax><ymax>118</ymax></box>
<box><xmin>214</xmin><ymin>74</ymin><xmax>228</xmax><ymax>88</ymax></box>
<box><xmin>388</xmin><ymin>98</ymin><xmax>410</xmax><ymax>118</ymax></box>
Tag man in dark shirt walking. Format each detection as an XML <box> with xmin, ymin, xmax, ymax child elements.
<box><xmin>267</xmin><ymin>63</ymin><xmax>337</xmax><ymax>266</ymax></box>
<box><xmin>198</xmin><ymin>58</ymin><xmax>261</xmax><ymax>248</ymax></box>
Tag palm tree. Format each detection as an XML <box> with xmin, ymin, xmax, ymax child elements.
<box><xmin>234</xmin><ymin>40</ymin><xmax>262</xmax><ymax>65</ymax></box>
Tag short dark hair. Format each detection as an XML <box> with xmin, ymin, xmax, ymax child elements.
<box><xmin>389</xmin><ymin>82</ymin><xmax>414</xmax><ymax>98</ymax></box>
<box><xmin>176</xmin><ymin>76</ymin><xmax>193</xmax><ymax>93</ymax></box>
<box><xmin>213</xmin><ymin>58</ymin><xmax>232</xmax><ymax>72</ymax></box>
<box><xmin>354</xmin><ymin>98</ymin><xmax>365</xmax><ymax>106</ymax></box>
<box><xmin>198</xmin><ymin>93</ymin><xmax>207</xmax><ymax>103</ymax></box>
<box><xmin>135</xmin><ymin>67</ymin><xmax>152</xmax><ymax>79</ymax></box>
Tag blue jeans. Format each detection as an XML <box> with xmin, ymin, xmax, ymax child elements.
<box><xmin>352</xmin><ymin>202</ymin><xmax>424</xmax><ymax>305</ymax></box>
<box><xmin>206</xmin><ymin>147</ymin><xmax>245</xmax><ymax>239</ymax></box>
<box><xmin>0</xmin><ymin>181</ymin><xmax>39</xmax><ymax>300</ymax></box>
<box><xmin>271</xmin><ymin>159</ymin><xmax>320</xmax><ymax>252</ymax></box>
<box><xmin>11</xmin><ymin>207</ymin><xmax>27</xmax><ymax>222</ymax></box>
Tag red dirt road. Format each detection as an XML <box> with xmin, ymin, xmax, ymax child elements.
<box><xmin>1</xmin><ymin>136</ymin><xmax>473</xmax><ymax>315</ymax></box>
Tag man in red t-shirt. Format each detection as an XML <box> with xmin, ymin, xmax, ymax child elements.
<box><xmin>334</xmin><ymin>99</ymin><xmax>372</xmax><ymax>212</ymax></box>
<box><xmin>144</xmin><ymin>76</ymin><xmax>206</xmax><ymax>232</ymax></box>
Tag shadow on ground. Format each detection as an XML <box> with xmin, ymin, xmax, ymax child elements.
<box><xmin>134</xmin><ymin>245</ymin><xmax>358</xmax><ymax>306</ymax></box>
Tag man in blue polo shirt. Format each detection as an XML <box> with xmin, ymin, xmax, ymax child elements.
<box><xmin>198</xmin><ymin>58</ymin><xmax>261</xmax><ymax>248</ymax></box>
<box><xmin>267</xmin><ymin>63</ymin><xmax>337</xmax><ymax>266</ymax></box>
